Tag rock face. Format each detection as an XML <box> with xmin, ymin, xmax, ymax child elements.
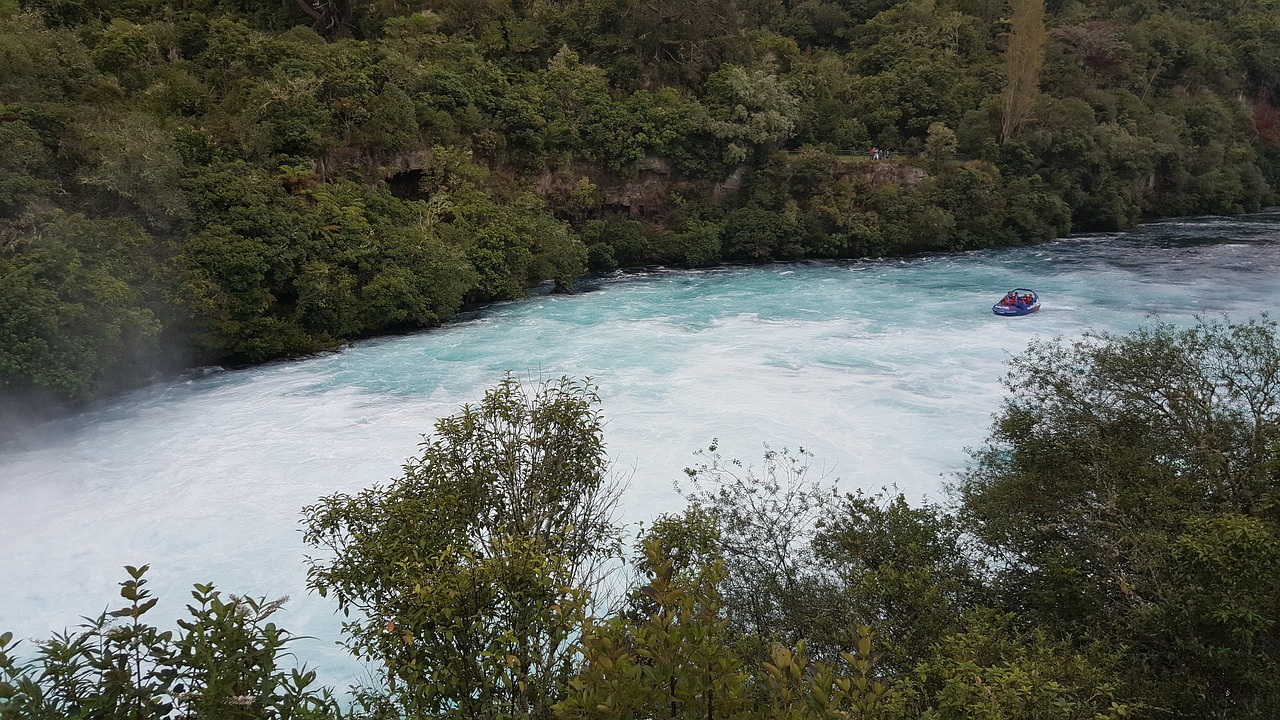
<box><xmin>836</xmin><ymin>158</ymin><xmax>928</xmax><ymax>186</ymax></box>
<box><xmin>529</xmin><ymin>156</ymin><xmax>704</xmax><ymax>219</ymax></box>
<box><xmin>372</xmin><ymin>148</ymin><xmax>930</xmax><ymax>218</ymax></box>
<box><xmin>712</xmin><ymin>165</ymin><xmax>746</xmax><ymax>201</ymax></box>
<box><xmin>575</xmin><ymin>155</ymin><xmax>930</xmax><ymax>217</ymax></box>
<box><xmin>595</xmin><ymin>158</ymin><xmax>683</xmax><ymax>217</ymax></box>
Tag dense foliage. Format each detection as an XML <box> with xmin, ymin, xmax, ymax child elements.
<box><xmin>957</xmin><ymin>316</ymin><xmax>1280</xmax><ymax>718</ymax></box>
<box><xmin>301</xmin><ymin>376</ymin><xmax>625</xmax><ymax>718</ymax></box>
<box><xmin>4</xmin><ymin>318</ymin><xmax>1278</xmax><ymax>718</ymax></box>
<box><xmin>0</xmin><ymin>565</ymin><xmax>341</xmax><ymax>719</ymax></box>
<box><xmin>2</xmin><ymin>0</ymin><xmax>1278</xmax><ymax>403</ymax></box>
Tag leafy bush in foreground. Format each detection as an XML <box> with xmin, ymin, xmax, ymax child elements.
<box><xmin>0</xmin><ymin>565</ymin><xmax>340</xmax><ymax>719</ymax></box>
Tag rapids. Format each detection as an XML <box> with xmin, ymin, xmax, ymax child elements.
<box><xmin>3</xmin><ymin>212</ymin><xmax>1279</xmax><ymax>688</ymax></box>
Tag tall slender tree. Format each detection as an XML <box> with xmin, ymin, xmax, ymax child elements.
<box><xmin>1001</xmin><ymin>0</ymin><xmax>1046</xmax><ymax>141</ymax></box>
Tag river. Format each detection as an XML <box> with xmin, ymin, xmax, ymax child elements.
<box><xmin>2</xmin><ymin>212</ymin><xmax>1279</xmax><ymax>688</ymax></box>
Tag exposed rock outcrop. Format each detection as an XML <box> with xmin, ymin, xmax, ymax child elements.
<box><xmin>834</xmin><ymin>158</ymin><xmax>928</xmax><ymax>186</ymax></box>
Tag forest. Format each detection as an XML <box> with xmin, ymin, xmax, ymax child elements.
<box><xmin>2</xmin><ymin>0</ymin><xmax>1279</xmax><ymax>404</ymax></box>
<box><xmin>2</xmin><ymin>317</ymin><xmax>1279</xmax><ymax>719</ymax></box>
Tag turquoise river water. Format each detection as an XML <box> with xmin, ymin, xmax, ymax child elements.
<box><xmin>2</xmin><ymin>212</ymin><xmax>1279</xmax><ymax>687</ymax></box>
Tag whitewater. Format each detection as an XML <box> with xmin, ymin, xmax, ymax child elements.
<box><xmin>2</xmin><ymin>212</ymin><xmax>1279</xmax><ymax>688</ymax></box>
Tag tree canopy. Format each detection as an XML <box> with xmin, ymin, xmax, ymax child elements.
<box><xmin>301</xmin><ymin>376</ymin><xmax>625</xmax><ymax>718</ymax></box>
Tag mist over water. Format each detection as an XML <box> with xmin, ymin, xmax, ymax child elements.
<box><xmin>3</xmin><ymin>212</ymin><xmax>1280</xmax><ymax>688</ymax></box>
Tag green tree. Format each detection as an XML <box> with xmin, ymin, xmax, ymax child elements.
<box><xmin>77</xmin><ymin>113</ymin><xmax>189</xmax><ymax>226</ymax></box>
<box><xmin>721</xmin><ymin>207</ymin><xmax>804</xmax><ymax>261</ymax></box>
<box><xmin>811</xmin><ymin>492</ymin><xmax>981</xmax><ymax>675</ymax></box>
<box><xmin>556</xmin><ymin>539</ymin><xmax>897</xmax><ymax>720</ymax></box>
<box><xmin>904</xmin><ymin>610</ymin><xmax>1131</xmax><ymax>720</ymax></box>
<box><xmin>676</xmin><ymin>444</ymin><xmax>836</xmax><ymax>655</ymax></box>
<box><xmin>704</xmin><ymin>65</ymin><xmax>801</xmax><ymax>164</ymax></box>
<box><xmin>455</xmin><ymin>194</ymin><xmax>587</xmax><ymax>298</ymax></box>
<box><xmin>0</xmin><ymin>119</ymin><xmax>52</xmax><ymax>217</ymax></box>
<box><xmin>923</xmin><ymin>121</ymin><xmax>958</xmax><ymax>165</ymax></box>
<box><xmin>0</xmin><ymin>216</ymin><xmax>171</xmax><ymax>403</ymax></box>
<box><xmin>358</xmin><ymin>223</ymin><xmax>476</xmax><ymax>332</ymax></box>
<box><xmin>1002</xmin><ymin>0</ymin><xmax>1046</xmax><ymax>141</ymax></box>
<box><xmin>556</xmin><ymin>539</ymin><xmax>751</xmax><ymax>720</ymax></box>
<box><xmin>581</xmin><ymin>217</ymin><xmax>650</xmax><ymax>271</ymax></box>
<box><xmin>0</xmin><ymin>10</ymin><xmax>97</xmax><ymax>104</ymax></box>
<box><xmin>957</xmin><ymin>317</ymin><xmax>1280</xmax><ymax>717</ymax></box>
<box><xmin>303</xmin><ymin>376</ymin><xmax>625</xmax><ymax>719</ymax></box>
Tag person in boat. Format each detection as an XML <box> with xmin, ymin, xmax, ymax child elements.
<box><xmin>1001</xmin><ymin>291</ymin><xmax>1017</xmax><ymax>306</ymax></box>
<box><xmin>1021</xmin><ymin>293</ymin><xmax>1034</xmax><ymax>305</ymax></box>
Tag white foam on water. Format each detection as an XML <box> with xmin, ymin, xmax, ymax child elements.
<box><xmin>3</xmin><ymin>213</ymin><xmax>1280</xmax><ymax>689</ymax></box>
